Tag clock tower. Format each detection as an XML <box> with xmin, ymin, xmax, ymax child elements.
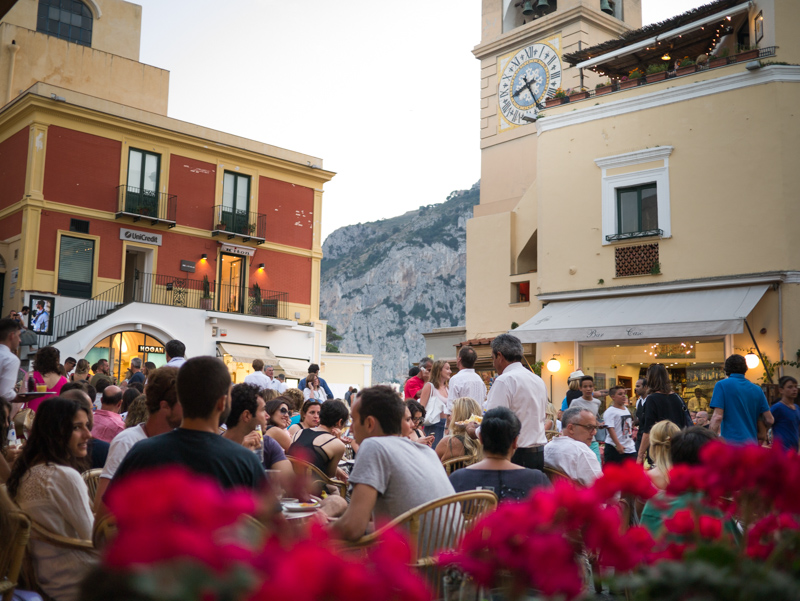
<box><xmin>466</xmin><ymin>0</ymin><xmax>642</xmax><ymax>340</ymax></box>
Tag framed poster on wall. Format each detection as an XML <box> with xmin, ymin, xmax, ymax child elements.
<box><xmin>29</xmin><ymin>295</ymin><xmax>55</xmax><ymax>336</ymax></box>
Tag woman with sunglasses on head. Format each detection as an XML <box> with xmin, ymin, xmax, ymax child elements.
<box><xmin>7</xmin><ymin>396</ymin><xmax>97</xmax><ymax>601</ymax></box>
<box><xmin>263</xmin><ymin>397</ymin><xmax>294</xmax><ymax>451</ymax></box>
<box><xmin>288</xmin><ymin>399</ymin><xmax>349</xmax><ymax>479</ymax></box>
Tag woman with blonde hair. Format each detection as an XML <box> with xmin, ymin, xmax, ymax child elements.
<box><xmin>69</xmin><ymin>359</ymin><xmax>91</xmax><ymax>382</ymax></box>
<box><xmin>436</xmin><ymin>397</ymin><xmax>483</xmax><ymax>463</ymax></box>
<box><xmin>647</xmin><ymin>419</ymin><xmax>681</xmax><ymax>490</ymax></box>
<box><xmin>419</xmin><ymin>359</ymin><xmax>451</xmax><ymax>448</ymax></box>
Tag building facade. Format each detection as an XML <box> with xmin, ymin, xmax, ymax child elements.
<box><xmin>467</xmin><ymin>0</ymin><xmax>800</xmax><ymax>403</ymax></box>
<box><xmin>0</xmin><ymin>0</ymin><xmax>335</xmax><ymax>384</ymax></box>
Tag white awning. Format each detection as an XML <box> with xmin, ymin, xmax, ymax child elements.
<box><xmin>216</xmin><ymin>342</ymin><xmax>277</xmax><ymax>365</ymax></box>
<box><xmin>512</xmin><ymin>285</ymin><xmax>768</xmax><ymax>343</ymax></box>
<box><xmin>277</xmin><ymin>358</ymin><xmax>310</xmax><ymax>379</ymax></box>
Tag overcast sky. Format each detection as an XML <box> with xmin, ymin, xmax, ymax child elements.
<box><xmin>135</xmin><ymin>0</ymin><xmax>708</xmax><ymax>242</ymax></box>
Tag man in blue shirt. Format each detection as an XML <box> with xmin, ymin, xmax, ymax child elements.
<box><xmin>299</xmin><ymin>363</ymin><xmax>334</xmax><ymax>400</ymax></box>
<box><xmin>710</xmin><ymin>354</ymin><xmax>773</xmax><ymax>444</ymax></box>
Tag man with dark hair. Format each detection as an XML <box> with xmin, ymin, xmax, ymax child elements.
<box><xmin>633</xmin><ymin>378</ymin><xmax>647</xmax><ymax>452</ymax></box>
<box><xmin>0</xmin><ymin>318</ymin><xmax>23</xmax><ymax>408</ymax></box>
<box><xmin>709</xmin><ymin>354</ymin><xmax>773</xmax><ymax>443</ymax></box>
<box><xmin>332</xmin><ymin>385</ymin><xmax>455</xmax><ymax>541</ymax></box>
<box><xmin>110</xmin><ymin>356</ymin><xmax>265</xmax><ymax>491</ymax></box>
<box><xmin>486</xmin><ymin>334</ymin><xmax>548</xmax><ymax>470</ymax></box>
<box><xmin>447</xmin><ymin>346</ymin><xmax>487</xmax><ymax>413</ymax></box>
<box><xmin>165</xmin><ymin>339</ymin><xmax>187</xmax><ymax>367</ymax></box>
<box><xmin>404</xmin><ymin>357</ymin><xmax>432</xmax><ymax>400</ymax></box>
<box><xmin>63</xmin><ymin>357</ymin><xmax>77</xmax><ymax>376</ymax></box>
<box><xmin>95</xmin><ymin>366</ymin><xmax>183</xmax><ymax>515</ymax></box>
<box><xmin>128</xmin><ymin>357</ymin><xmax>145</xmax><ymax>385</ymax></box>
<box><xmin>90</xmin><ymin>358</ymin><xmax>112</xmax><ymax>388</ymax></box>
<box><xmin>244</xmin><ymin>359</ymin><xmax>270</xmax><ymax>389</ymax></box>
<box><xmin>299</xmin><ymin>363</ymin><xmax>334</xmax><ymax>400</ymax></box>
<box><xmin>92</xmin><ymin>385</ymin><xmax>125</xmax><ymax>443</ymax></box>
<box><xmin>30</xmin><ymin>299</ymin><xmax>49</xmax><ymax>333</ymax></box>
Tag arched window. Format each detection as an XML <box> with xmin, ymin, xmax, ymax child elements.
<box><xmin>37</xmin><ymin>0</ymin><xmax>93</xmax><ymax>47</ymax></box>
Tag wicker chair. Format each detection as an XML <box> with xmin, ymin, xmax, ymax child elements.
<box><xmin>542</xmin><ymin>465</ymin><xmax>580</xmax><ymax>486</ymax></box>
<box><xmin>345</xmin><ymin>490</ymin><xmax>498</xmax><ymax>598</ymax></box>
<box><xmin>441</xmin><ymin>454</ymin><xmax>478</xmax><ymax>475</ymax></box>
<box><xmin>81</xmin><ymin>468</ymin><xmax>103</xmax><ymax>506</ymax></box>
<box><xmin>92</xmin><ymin>513</ymin><xmax>118</xmax><ymax>550</ymax></box>
<box><xmin>0</xmin><ymin>511</ymin><xmax>31</xmax><ymax>601</ymax></box>
<box><xmin>286</xmin><ymin>455</ymin><xmax>347</xmax><ymax>498</ymax></box>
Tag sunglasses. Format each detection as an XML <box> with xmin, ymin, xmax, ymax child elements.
<box><xmin>278</xmin><ymin>407</ymin><xmax>289</xmax><ymax>415</ymax></box>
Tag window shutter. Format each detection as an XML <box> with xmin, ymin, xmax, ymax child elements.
<box><xmin>58</xmin><ymin>236</ymin><xmax>94</xmax><ymax>283</ymax></box>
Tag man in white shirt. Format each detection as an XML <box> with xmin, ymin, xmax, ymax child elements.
<box><xmin>485</xmin><ymin>334</ymin><xmax>548</xmax><ymax>470</ymax></box>
<box><xmin>165</xmin><ymin>340</ymin><xmax>187</xmax><ymax>368</ymax></box>
<box><xmin>544</xmin><ymin>407</ymin><xmax>603</xmax><ymax>486</ymax></box>
<box><xmin>244</xmin><ymin>359</ymin><xmax>271</xmax><ymax>389</ymax></box>
<box><xmin>0</xmin><ymin>318</ymin><xmax>23</xmax><ymax>411</ymax></box>
<box><xmin>95</xmin><ymin>366</ymin><xmax>183</xmax><ymax>514</ymax></box>
<box><xmin>446</xmin><ymin>346</ymin><xmax>487</xmax><ymax>415</ymax></box>
<box><xmin>275</xmin><ymin>373</ymin><xmax>288</xmax><ymax>394</ymax></box>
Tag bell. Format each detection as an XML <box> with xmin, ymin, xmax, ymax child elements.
<box><xmin>600</xmin><ymin>0</ymin><xmax>614</xmax><ymax>15</ymax></box>
<box><xmin>536</xmin><ymin>0</ymin><xmax>551</xmax><ymax>15</ymax></box>
<box><xmin>522</xmin><ymin>0</ymin><xmax>535</xmax><ymax>16</ymax></box>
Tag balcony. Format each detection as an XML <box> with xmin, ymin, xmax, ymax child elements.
<box><xmin>211</xmin><ymin>205</ymin><xmax>266</xmax><ymax>243</ymax></box>
<box><xmin>116</xmin><ymin>185</ymin><xmax>177</xmax><ymax>227</ymax></box>
<box><xmin>128</xmin><ymin>272</ymin><xmax>289</xmax><ymax>320</ymax></box>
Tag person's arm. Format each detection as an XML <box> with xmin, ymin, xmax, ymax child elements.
<box><xmin>419</xmin><ymin>383</ymin><xmax>433</xmax><ymax>409</ymax></box>
<box><xmin>0</xmin><ymin>357</ymin><xmax>18</xmax><ymax>403</ymax></box>
<box><xmin>762</xmin><ymin>410</ymin><xmax>775</xmax><ymax>427</ymax></box>
<box><xmin>607</xmin><ymin>426</ymin><xmax>624</xmax><ymax>453</ymax></box>
<box><xmin>637</xmin><ymin>433</ymin><xmax>650</xmax><ymax>464</ymax></box>
<box><xmin>267</xmin><ymin>427</ymin><xmax>293</xmax><ymax>452</ymax></box>
<box><xmin>330</xmin><ymin>483</ymin><xmax>378</xmax><ymax>541</ymax></box>
<box><xmin>94</xmin><ymin>477</ymin><xmax>112</xmax><ymax>515</ymax></box>
<box><xmin>709</xmin><ymin>408</ymin><xmax>724</xmax><ymax>435</ymax></box>
<box><xmin>326</xmin><ymin>439</ymin><xmax>346</xmax><ymax>479</ymax></box>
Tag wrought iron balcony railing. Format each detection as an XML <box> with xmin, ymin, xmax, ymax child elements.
<box><xmin>116</xmin><ymin>185</ymin><xmax>177</xmax><ymax>227</ymax></box>
<box><xmin>211</xmin><ymin>205</ymin><xmax>266</xmax><ymax>242</ymax></box>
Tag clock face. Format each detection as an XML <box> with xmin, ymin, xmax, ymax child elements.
<box><xmin>498</xmin><ymin>42</ymin><xmax>563</xmax><ymax>126</ymax></box>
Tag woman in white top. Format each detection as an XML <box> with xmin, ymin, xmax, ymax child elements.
<box><xmin>7</xmin><ymin>396</ymin><xmax>97</xmax><ymax>601</ymax></box>
<box><xmin>419</xmin><ymin>359</ymin><xmax>451</xmax><ymax>448</ymax></box>
<box><xmin>303</xmin><ymin>373</ymin><xmax>326</xmax><ymax>402</ymax></box>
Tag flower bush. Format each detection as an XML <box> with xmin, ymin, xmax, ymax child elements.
<box><xmin>87</xmin><ymin>467</ymin><xmax>431</xmax><ymax>601</ymax></box>
<box><xmin>628</xmin><ymin>67</ymin><xmax>645</xmax><ymax>79</ymax></box>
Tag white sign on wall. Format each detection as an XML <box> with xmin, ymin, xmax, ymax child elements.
<box><xmin>120</xmin><ymin>228</ymin><xmax>163</xmax><ymax>246</ymax></box>
<box><xmin>220</xmin><ymin>243</ymin><xmax>255</xmax><ymax>257</ymax></box>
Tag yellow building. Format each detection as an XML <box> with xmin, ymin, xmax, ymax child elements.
<box><xmin>466</xmin><ymin>0</ymin><xmax>799</xmax><ymax>403</ymax></box>
<box><xmin>0</xmin><ymin>0</ymin><xmax>338</xmax><ymax>381</ymax></box>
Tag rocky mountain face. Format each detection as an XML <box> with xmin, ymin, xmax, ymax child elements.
<box><xmin>320</xmin><ymin>181</ymin><xmax>480</xmax><ymax>384</ymax></box>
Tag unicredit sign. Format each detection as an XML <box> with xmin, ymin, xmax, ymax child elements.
<box><xmin>119</xmin><ymin>228</ymin><xmax>163</xmax><ymax>246</ymax></box>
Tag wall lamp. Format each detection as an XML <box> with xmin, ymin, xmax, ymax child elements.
<box><xmin>201</xmin><ymin>253</ymin><xmax>208</xmax><ymax>261</ymax></box>
<box><xmin>258</xmin><ymin>263</ymin><xmax>265</xmax><ymax>270</ymax></box>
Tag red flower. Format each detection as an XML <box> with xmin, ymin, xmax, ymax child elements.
<box><xmin>698</xmin><ymin>515</ymin><xmax>723</xmax><ymax>540</ymax></box>
<box><xmin>591</xmin><ymin>463</ymin><xmax>657</xmax><ymax>502</ymax></box>
<box><xmin>663</xmin><ymin>509</ymin><xmax>695</xmax><ymax>536</ymax></box>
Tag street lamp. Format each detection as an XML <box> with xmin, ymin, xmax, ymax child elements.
<box><xmin>546</xmin><ymin>356</ymin><xmax>561</xmax><ymax>403</ymax></box>
<box><xmin>745</xmin><ymin>352</ymin><xmax>760</xmax><ymax>370</ymax></box>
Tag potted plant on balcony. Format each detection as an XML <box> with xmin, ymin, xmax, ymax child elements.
<box><xmin>734</xmin><ymin>43</ymin><xmax>759</xmax><ymax>63</ymax></box>
<box><xmin>545</xmin><ymin>88</ymin><xmax>568</xmax><ymax>107</ymax></box>
<box><xmin>645</xmin><ymin>62</ymin><xmax>669</xmax><ymax>83</ymax></box>
<box><xmin>619</xmin><ymin>68</ymin><xmax>644</xmax><ymax>89</ymax></box>
<box><xmin>199</xmin><ymin>275</ymin><xmax>213</xmax><ymax>310</ymax></box>
<box><xmin>675</xmin><ymin>57</ymin><xmax>697</xmax><ymax>76</ymax></box>
<box><xmin>250</xmin><ymin>282</ymin><xmax>263</xmax><ymax>315</ymax></box>
<box><xmin>595</xmin><ymin>80</ymin><xmax>613</xmax><ymax>96</ymax></box>
<box><xmin>568</xmin><ymin>87</ymin><xmax>590</xmax><ymax>101</ymax></box>
<box><xmin>709</xmin><ymin>48</ymin><xmax>730</xmax><ymax>68</ymax></box>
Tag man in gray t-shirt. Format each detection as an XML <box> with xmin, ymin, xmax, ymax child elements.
<box><xmin>332</xmin><ymin>386</ymin><xmax>455</xmax><ymax>541</ymax></box>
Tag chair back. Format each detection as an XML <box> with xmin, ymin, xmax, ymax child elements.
<box><xmin>0</xmin><ymin>511</ymin><xmax>31</xmax><ymax>601</ymax></box>
<box><xmin>542</xmin><ymin>465</ymin><xmax>580</xmax><ymax>486</ymax></box>
<box><xmin>81</xmin><ymin>468</ymin><xmax>103</xmax><ymax>505</ymax></box>
<box><xmin>92</xmin><ymin>513</ymin><xmax>118</xmax><ymax>550</ymax></box>
<box><xmin>442</xmin><ymin>454</ymin><xmax>477</xmax><ymax>475</ymax></box>
<box><xmin>286</xmin><ymin>455</ymin><xmax>347</xmax><ymax>498</ymax></box>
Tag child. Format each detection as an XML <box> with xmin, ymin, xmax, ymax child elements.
<box><xmin>603</xmin><ymin>386</ymin><xmax>637</xmax><ymax>465</ymax></box>
<box><xmin>771</xmin><ymin>376</ymin><xmax>799</xmax><ymax>452</ymax></box>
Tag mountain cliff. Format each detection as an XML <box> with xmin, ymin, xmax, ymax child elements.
<box><xmin>320</xmin><ymin>181</ymin><xmax>480</xmax><ymax>384</ymax></box>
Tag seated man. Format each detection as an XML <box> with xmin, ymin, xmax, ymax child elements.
<box><xmin>331</xmin><ymin>385</ymin><xmax>456</xmax><ymax>541</ymax></box>
<box><xmin>108</xmin><ymin>357</ymin><xmax>266</xmax><ymax>493</ymax></box>
<box><xmin>92</xmin><ymin>385</ymin><xmax>125</xmax><ymax>443</ymax></box>
<box><xmin>95</xmin><ymin>366</ymin><xmax>182</xmax><ymax>515</ymax></box>
<box><xmin>543</xmin><ymin>407</ymin><xmax>603</xmax><ymax>487</ymax></box>
<box><xmin>695</xmin><ymin>411</ymin><xmax>710</xmax><ymax>428</ymax></box>
<box><xmin>224</xmin><ymin>383</ymin><xmax>291</xmax><ymax>481</ymax></box>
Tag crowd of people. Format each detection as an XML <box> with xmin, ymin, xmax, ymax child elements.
<box><xmin>0</xmin><ymin>311</ymin><xmax>796</xmax><ymax>601</ymax></box>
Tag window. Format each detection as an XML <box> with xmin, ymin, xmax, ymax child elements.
<box><xmin>220</xmin><ymin>172</ymin><xmax>251</xmax><ymax>233</ymax></box>
<box><xmin>596</xmin><ymin>146</ymin><xmax>673</xmax><ymax>246</ymax></box>
<box><xmin>125</xmin><ymin>149</ymin><xmax>160</xmax><ymax>217</ymax></box>
<box><xmin>616</xmin><ymin>184</ymin><xmax>658</xmax><ymax>235</ymax></box>
<box><xmin>37</xmin><ymin>0</ymin><xmax>93</xmax><ymax>47</ymax></box>
<box><xmin>58</xmin><ymin>235</ymin><xmax>94</xmax><ymax>298</ymax></box>
<box><xmin>69</xmin><ymin>218</ymin><xmax>89</xmax><ymax>233</ymax></box>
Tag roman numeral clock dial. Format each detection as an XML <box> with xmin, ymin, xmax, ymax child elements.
<box><xmin>498</xmin><ymin>42</ymin><xmax>563</xmax><ymax>130</ymax></box>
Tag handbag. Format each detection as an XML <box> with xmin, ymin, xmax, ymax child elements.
<box><xmin>423</xmin><ymin>387</ymin><xmax>443</xmax><ymax>426</ymax></box>
<box><xmin>675</xmin><ymin>394</ymin><xmax>694</xmax><ymax>428</ymax></box>
<box><xmin>13</xmin><ymin>407</ymin><xmax>35</xmax><ymax>438</ymax></box>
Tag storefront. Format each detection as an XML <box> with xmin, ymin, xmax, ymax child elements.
<box><xmin>216</xmin><ymin>342</ymin><xmax>308</xmax><ymax>388</ymax></box>
<box><xmin>86</xmin><ymin>331</ymin><xmax>167</xmax><ymax>382</ymax></box>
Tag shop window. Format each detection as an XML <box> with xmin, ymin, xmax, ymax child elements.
<box><xmin>220</xmin><ymin>172</ymin><xmax>251</xmax><ymax>232</ymax></box>
<box><xmin>596</xmin><ymin>147</ymin><xmax>673</xmax><ymax>246</ymax></box>
<box><xmin>57</xmin><ymin>235</ymin><xmax>94</xmax><ymax>298</ymax></box>
<box><xmin>36</xmin><ymin>0</ymin><xmax>93</xmax><ymax>47</ymax></box>
<box><xmin>87</xmin><ymin>331</ymin><xmax>167</xmax><ymax>382</ymax></box>
<box><xmin>125</xmin><ymin>149</ymin><xmax>161</xmax><ymax>217</ymax></box>
<box><xmin>512</xmin><ymin>281</ymin><xmax>530</xmax><ymax>303</ymax></box>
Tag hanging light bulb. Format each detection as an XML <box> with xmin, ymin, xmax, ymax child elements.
<box><xmin>547</xmin><ymin>357</ymin><xmax>561</xmax><ymax>372</ymax></box>
<box><xmin>745</xmin><ymin>352</ymin><xmax>760</xmax><ymax>369</ymax></box>
<box><xmin>662</xmin><ymin>52</ymin><xmax>671</xmax><ymax>60</ymax></box>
